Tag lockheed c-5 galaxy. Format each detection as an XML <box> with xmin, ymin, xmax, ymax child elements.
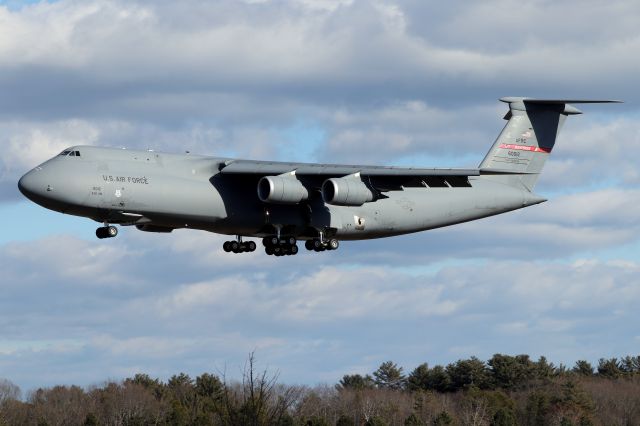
<box><xmin>18</xmin><ymin>98</ymin><xmax>619</xmax><ymax>256</ymax></box>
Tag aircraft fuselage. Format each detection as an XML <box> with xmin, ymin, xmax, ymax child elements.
<box><xmin>18</xmin><ymin>146</ymin><xmax>543</xmax><ymax>243</ymax></box>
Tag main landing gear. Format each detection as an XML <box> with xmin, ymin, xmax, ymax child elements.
<box><xmin>263</xmin><ymin>236</ymin><xmax>299</xmax><ymax>256</ymax></box>
<box><xmin>96</xmin><ymin>225</ymin><xmax>118</xmax><ymax>239</ymax></box>
<box><xmin>223</xmin><ymin>236</ymin><xmax>257</xmax><ymax>254</ymax></box>
<box><xmin>221</xmin><ymin>233</ymin><xmax>340</xmax><ymax>256</ymax></box>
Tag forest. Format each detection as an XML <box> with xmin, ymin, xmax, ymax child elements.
<box><xmin>1</xmin><ymin>353</ymin><xmax>639</xmax><ymax>426</ymax></box>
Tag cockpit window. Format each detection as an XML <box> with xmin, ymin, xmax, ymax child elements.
<box><xmin>59</xmin><ymin>150</ymin><xmax>72</xmax><ymax>156</ymax></box>
<box><xmin>58</xmin><ymin>150</ymin><xmax>81</xmax><ymax>157</ymax></box>
<box><xmin>75</xmin><ymin>150</ymin><xmax>81</xmax><ymax>156</ymax></box>
<box><xmin>69</xmin><ymin>151</ymin><xmax>76</xmax><ymax>156</ymax></box>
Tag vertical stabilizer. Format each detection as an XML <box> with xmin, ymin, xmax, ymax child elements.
<box><xmin>480</xmin><ymin>98</ymin><xmax>619</xmax><ymax>191</ymax></box>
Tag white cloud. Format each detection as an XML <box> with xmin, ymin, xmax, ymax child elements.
<box><xmin>1</xmin><ymin>0</ymin><xmax>639</xmax><ymax>393</ymax></box>
<box><xmin>540</xmin><ymin>116</ymin><xmax>640</xmax><ymax>189</ymax></box>
<box><xmin>149</xmin><ymin>266</ymin><xmax>458</xmax><ymax>323</ymax></box>
<box><xmin>1</xmin><ymin>235</ymin><xmax>132</xmax><ymax>285</ymax></box>
<box><xmin>2</xmin><ymin>232</ymin><xmax>640</xmax><ymax>390</ymax></box>
<box><xmin>1</xmin><ymin>119</ymin><xmax>98</xmax><ymax>176</ymax></box>
<box><xmin>532</xmin><ymin>189</ymin><xmax>640</xmax><ymax>226</ymax></box>
<box><xmin>319</xmin><ymin>101</ymin><xmax>494</xmax><ymax>163</ymax></box>
<box><xmin>0</xmin><ymin>2</ymin><xmax>99</xmax><ymax>67</ymax></box>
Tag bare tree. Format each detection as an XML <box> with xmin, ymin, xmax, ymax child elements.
<box><xmin>219</xmin><ymin>351</ymin><xmax>301</xmax><ymax>426</ymax></box>
<box><xmin>460</xmin><ymin>396</ymin><xmax>489</xmax><ymax>426</ymax></box>
<box><xmin>0</xmin><ymin>379</ymin><xmax>20</xmax><ymax>405</ymax></box>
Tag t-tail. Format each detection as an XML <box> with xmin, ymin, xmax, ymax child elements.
<box><xmin>480</xmin><ymin>97</ymin><xmax>621</xmax><ymax>191</ymax></box>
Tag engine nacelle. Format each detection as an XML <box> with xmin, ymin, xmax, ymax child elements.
<box><xmin>322</xmin><ymin>177</ymin><xmax>374</xmax><ymax>206</ymax></box>
<box><xmin>257</xmin><ymin>175</ymin><xmax>309</xmax><ymax>204</ymax></box>
<box><xmin>135</xmin><ymin>224</ymin><xmax>174</xmax><ymax>233</ymax></box>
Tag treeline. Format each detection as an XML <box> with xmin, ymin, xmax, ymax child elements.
<box><xmin>340</xmin><ymin>354</ymin><xmax>640</xmax><ymax>392</ymax></box>
<box><xmin>0</xmin><ymin>353</ymin><xmax>639</xmax><ymax>425</ymax></box>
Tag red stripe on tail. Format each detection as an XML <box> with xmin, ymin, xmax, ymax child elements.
<box><xmin>499</xmin><ymin>143</ymin><xmax>551</xmax><ymax>153</ymax></box>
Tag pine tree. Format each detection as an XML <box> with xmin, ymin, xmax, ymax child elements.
<box><xmin>373</xmin><ymin>361</ymin><xmax>406</xmax><ymax>390</ymax></box>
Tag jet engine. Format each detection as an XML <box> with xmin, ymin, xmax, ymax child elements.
<box><xmin>322</xmin><ymin>177</ymin><xmax>374</xmax><ymax>206</ymax></box>
<box><xmin>257</xmin><ymin>175</ymin><xmax>309</xmax><ymax>204</ymax></box>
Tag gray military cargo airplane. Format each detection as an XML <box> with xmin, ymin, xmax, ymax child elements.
<box><xmin>18</xmin><ymin>97</ymin><xmax>619</xmax><ymax>256</ymax></box>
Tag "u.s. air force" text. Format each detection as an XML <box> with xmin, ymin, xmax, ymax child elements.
<box><xmin>102</xmin><ymin>175</ymin><xmax>149</xmax><ymax>184</ymax></box>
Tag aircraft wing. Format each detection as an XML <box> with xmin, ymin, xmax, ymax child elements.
<box><xmin>218</xmin><ymin>159</ymin><xmax>526</xmax><ymax>190</ymax></box>
<box><xmin>219</xmin><ymin>159</ymin><xmax>481</xmax><ymax>176</ymax></box>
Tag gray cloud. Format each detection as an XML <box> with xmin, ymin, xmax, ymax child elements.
<box><xmin>0</xmin><ymin>0</ymin><xmax>636</xmax><ymax>121</ymax></box>
<box><xmin>403</xmin><ymin>0</ymin><xmax>640</xmax><ymax>53</ymax></box>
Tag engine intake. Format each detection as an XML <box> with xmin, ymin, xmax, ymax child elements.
<box><xmin>322</xmin><ymin>177</ymin><xmax>374</xmax><ymax>206</ymax></box>
<box><xmin>258</xmin><ymin>175</ymin><xmax>309</xmax><ymax>204</ymax></box>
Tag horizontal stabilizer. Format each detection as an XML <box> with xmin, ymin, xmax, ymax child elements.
<box><xmin>500</xmin><ymin>98</ymin><xmax>623</xmax><ymax>104</ymax></box>
<box><xmin>500</xmin><ymin>98</ymin><xmax>623</xmax><ymax>116</ymax></box>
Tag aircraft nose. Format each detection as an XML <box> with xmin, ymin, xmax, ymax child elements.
<box><xmin>18</xmin><ymin>168</ymin><xmax>48</xmax><ymax>203</ymax></box>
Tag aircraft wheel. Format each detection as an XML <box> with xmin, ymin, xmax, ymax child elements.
<box><xmin>230</xmin><ymin>241</ymin><xmax>240</xmax><ymax>253</ymax></box>
<box><xmin>247</xmin><ymin>241</ymin><xmax>256</xmax><ymax>252</ymax></box>
<box><xmin>269</xmin><ymin>236</ymin><xmax>279</xmax><ymax>246</ymax></box>
<box><xmin>96</xmin><ymin>226</ymin><xmax>117</xmax><ymax>239</ymax></box>
<box><xmin>290</xmin><ymin>245</ymin><xmax>298</xmax><ymax>255</ymax></box>
<box><xmin>223</xmin><ymin>241</ymin><xmax>231</xmax><ymax>252</ymax></box>
<box><xmin>286</xmin><ymin>237</ymin><xmax>296</xmax><ymax>246</ymax></box>
<box><xmin>313</xmin><ymin>239</ymin><xmax>323</xmax><ymax>250</ymax></box>
<box><xmin>265</xmin><ymin>247</ymin><xmax>274</xmax><ymax>255</ymax></box>
<box><xmin>328</xmin><ymin>239</ymin><xmax>339</xmax><ymax>250</ymax></box>
<box><xmin>305</xmin><ymin>240</ymin><xmax>314</xmax><ymax>251</ymax></box>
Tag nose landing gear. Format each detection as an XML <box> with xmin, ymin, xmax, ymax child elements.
<box><xmin>304</xmin><ymin>238</ymin><xmax>339</xmax><ymax>252</ymax></box>
<box><xmin>303</xmin><ymin>229</ymin><xmax>339</xmax><ymax>252</ymax></box>
<box><xmin>96</xmin><ymin>225</ymin><xmax>118</xmax><ymax>239</ymax></box>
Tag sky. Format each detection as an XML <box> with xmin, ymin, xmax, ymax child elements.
<box><xmin>1</xmin><ymin>0</ymin><xmax>640</xmax><ymax>393</ymax></box>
